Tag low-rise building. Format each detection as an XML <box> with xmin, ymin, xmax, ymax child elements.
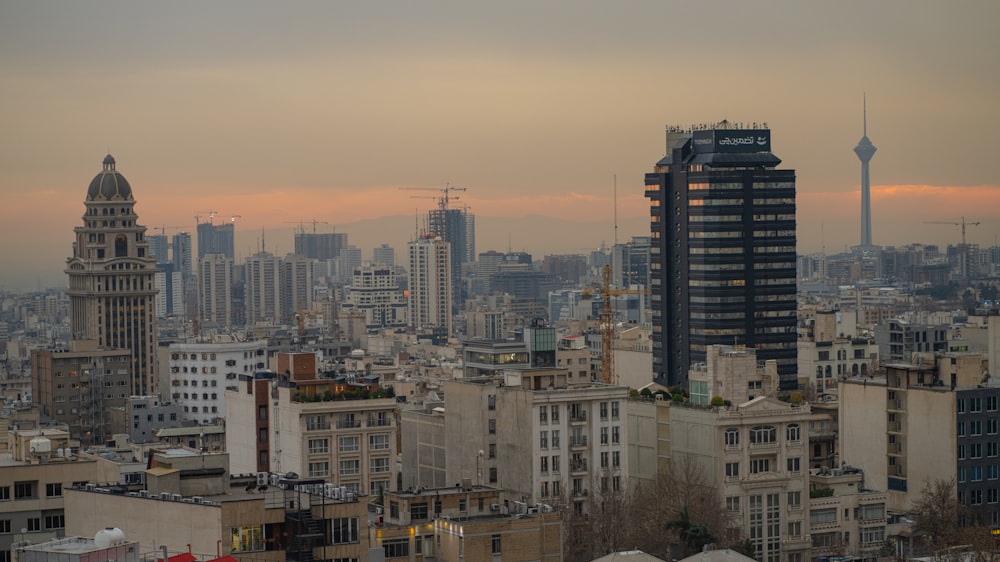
<box><xmin>372</xmin><ymin>485</ymin><xmax>563</xmax><ymax>561</ymax></box>
<box><xmin>807</xmin><ymin>466</ymin><xmax>888</xmax><ymax>560</ymax></box>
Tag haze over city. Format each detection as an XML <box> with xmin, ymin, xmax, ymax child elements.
<box><xmin>1</xmin><ymin>1</ymin><xmax>998</xmax><ymax>290</ymax></box>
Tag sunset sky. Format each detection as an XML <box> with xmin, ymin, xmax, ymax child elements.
<box><xmin>1</xmin><ymin>1</ymin><xmax>998</xmax><ymax>290</ymax></box>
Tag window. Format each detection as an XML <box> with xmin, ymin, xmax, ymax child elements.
<box><xmin>45</xmin><ymin>514</ymin><xmax>65</xmax><ymax>529</ymax></box>
<box><xmin>612</xmin><ymin>426</ymin><xmax>620</xmax><ymax>444</ymax></box>
<box><xmin>750</xmin><ymin>458</ymin><xmax>770</xmax><ymax>473</ymax></box>
<box><xmin>972</xmin><ymin>443</ymin><xmax>983</xmax><ymax>458</ymax></box>
<box><xmin>370</xmin><ymin>434</ymin><xmax>390</xmax><ymax>450</ymax></box>
<box><xmin>611</xmin><ymin>401</ymin><xmax>620</xmax><ymax>419</ymax></box>
<box><xmin>331</xmin><ymin>517</ymin><xmax>359</xmax><ymax>544</ymax></box>
<box><xmin>539</xmin><ymin>406</ymin><xmax>548</xmax><ymax>423</ymax></box>
<box><xmin>411</xmin><ymin>502</ymin><xmax>428</xmax><ymax>520</ymax></box>
<box><xmin>552</xmin><ymin>430</ymin><xmax>560</xmax><ymax>448</ymax></box>
<box><xmin>725</xmin><ymin>428</ymin><xmax>739</xmax><ymax>446</ymax></box>
<box><xmin>600</xmin><ymin>427</ymin><xmax>609</xmax><ymax>444</ymax></box>
<box><xmin>786</xmin><ymin>424</ymin><xmax>800</xmax><ymax>442</ymax></box>
<box><xmin>726</xmin><ymin>496</ymin><xmax>740</xmax><ymax>512</ymax></box>
<box><xmin>489</xmin><ymin>467</ymin><xmax>497</xmax><ymax>483</ymax></box>
<box><xmin>788</xmin><ymin>521</ymin><xmax>802</xmax><ymax>538</ymax></box>
<box><xmin>726</xmin><ymin>462</ymin><xmax>740</xmax><ymax>478</ymax></box>
<box><xmin>970</xmin><ymin>397</ymin><xmax>982</xmax><ymax>412</ymax></box>
<box><xmin>27</xmin><ymin>517</ymin><xmax>41</xmax><ymax>531</ymax></box>
<box><xmin>601</xmin><ymin>451</ymin><xmax>609</xmax><ymax>468</ymax></box>
<box><xmin>540</xmin><ymin>431</ymin><xmax>548</xmax><ymax>449</ymax></box>
<box><xmin>46</xmin><ymin>483</ymin><xmax>62</xmax><ymax>497</ymax></box>
<box><xmin>0</xmin><ymin>519</ymin><xmax>9</xmax><ymax>533</ymax></box>
<box><xmin>750</xmin><ymin>426</ymin><xmax>776</xmax><ymax>444</ymax></box>
<box><xmin>958</xmin><ymin>422</ymin><xmax>966</xmax><ymax>437</ymax></box>
<box><xmin>488</xmin><ymin>419</ymin><xmax>496</xmax><ymax>434</ymax></box>
<box><xmin>552</xmin><ymin>455</ymin><xmax>561</xmax><ymax>472</ymax></box>
<box><xmin>0</xmin><ymin>486</ymin><xmax>9</xmax><ymax>501</ymax></box>
<box><xmin>308</xmin><ymin>438</ymin><xmax>329</xmax><ymax>454</ymax></box>
<box><xmin>860</xmin><ymin>505</ymin><xmax>884</xmax><ymax>520</ymax></box>
<box><xmin>551</xmin><ymin>405</ymin><xmax>559</xmax><ymax>422</ymax></box>
<box><xmin>492</xmin><ymin>534</ymin><xmax>502</xmax><ymax>555</ymax></box>
<box><xmin>487</xmin><ymin>395</ymin><xmax>496</xmax><ymax>411</ymax></box>
<box><xmin>340</xmin><ymin>459</ymin><xmax>359</xmax><ymax>476</ymax></box>
<box><xmin>383</xmin><ymin>538</ymin><xmax>410</xmax><ymax>558</ymax></box>
<box><xmin>308</xmin><ymin>462</ymin><xmax>329</xmax><ymax>477</ymax></box>
<box><xmin>371</xmin><ymin>458</ymin><xmax>390</xmax><ymax>473</ymax></box>
<box><xmin>810</xmin><ymin>508</ymin><xmax>837</xmax><ymax>525</ymax></box>
<box><xmin>612</xmin><ymin>451</ymin><xmax>620</xmax><ymax>468</ymax></box>
<box><xmin>540</xmin><ymin>456</ymin><xmax>548</xmax><ymax>473</ymax></box>
<box><xmin>989</xmin><ymin>419</ymin><xmax>998</xmax><ymax>435</ymax></box>
<box><xmin>787</xmin><ymin>457</ymin><xmax>801</xmax><ymax>473</ymax></box>
<box><xmin>340</xmin><ymin>436</ymin><xmax>359</xmax><ymax>453</ymax></box>
<box><xmin>14</xmin><ymin>481</ymin><xmax>36</xmax><ymax>500</ymax></box>
<box><xmin>489</xmin><ymin>443</ymin><xmax>496</xmax><ymax>459</ymax></box>
<box><xmin>600</xmin><ymin>402</ymin><xmax>609</xmax><ymax>419</ymax></box>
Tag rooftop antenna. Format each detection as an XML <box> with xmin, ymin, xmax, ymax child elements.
<box><xmin>508</xmin><ymin>233</ymin><xmax>512</xmax><ymax>254</ymax></box>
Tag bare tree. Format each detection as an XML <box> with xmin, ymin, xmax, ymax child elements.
<box><xmin>911</xmin><ymin>478</ymin><xmax>964</xmax><ymax>553</ymax></box>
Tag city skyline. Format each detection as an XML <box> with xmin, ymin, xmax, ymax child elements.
<box><xmin>2</xmin><ymin>1</ymin><xmax>999</xmax><ymax>290</ymax></box>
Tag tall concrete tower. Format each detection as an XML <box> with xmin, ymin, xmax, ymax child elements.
<box><xmin>66</xmin><ymin>155</ymin><xmax>159</xmax><ymax>397</ymax></box>
<box><xmin>854</xmin><ymin>96</ymin><xmax>877</xmax><ymax>247</ymax></box>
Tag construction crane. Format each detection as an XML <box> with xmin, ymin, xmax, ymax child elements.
<box><xmin>284</xmin><ymin>220</ymin><xmax>329</xmax><ymax>234</ymax></box>
<box><xmin>924</xmin><ymin>216</ymin><xmax>981</xmax><ymax>247</ymax></box>
<box><xmin>229</xmin><ymin>214</ymin><xmax>242</xmax><ymax>224</ymax></box>
<box><xmin>598</xmin><ymin>264</ymin><xmax>650</xmax><ymax>385</ymax></box>
<box><xmin>194</xmin><ymin>210</ymin><xmax>219</xmax><ymax>225</ymax></box>
<box><xmin>153</xmin><ymin>225</ymin><xmax>190</xmax><ymax>236</ymax></box>
<box><xmin>399</xmin><ymin>183</ymin><xmax>468</xmax><ymax>211</ymax></box>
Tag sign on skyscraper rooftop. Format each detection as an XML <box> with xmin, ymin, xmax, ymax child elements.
<box><xmin>691</xmin><ymin>129</ymin><xmax>771</xmax><ymax>153</ymax></box>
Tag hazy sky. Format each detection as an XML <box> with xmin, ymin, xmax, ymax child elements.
<box><xmin>2</xmin><ymin>1</ymin><xmax>998</xmax><ymax>290</ymax></box>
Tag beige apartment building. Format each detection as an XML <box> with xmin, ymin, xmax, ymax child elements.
<box><xmin>372</xmin><ymin>485</ymin><xmax>563</xmax><ymax>561</ymax></box>
<box><xmin>64</xmin><ymin>452</ymin><xmax>370</xmax><ymax>561</ymax></box>
<box><xmin>439</xmin><ymin>370</ymin><xmax>630</xmax><ymax>515</ymax></box>
<box><xmin>0</xmin><ymin>428</ymin><xmax>120</xmax><ymax>556</ymax></box>
<box><xmin>807</xmin><ymin>467</ymin><xmax>888</xmax><ymax>560</ymax></box>
<box><xmin>670</xmin><ymin>397</ymin><xmax>814</xmax><ymax>562</ymax></box>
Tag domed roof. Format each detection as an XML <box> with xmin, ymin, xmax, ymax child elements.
<box><xmin>87</xmin><ymin>154</ymin><xmax>133</xmax><ymax>201</ymax></box>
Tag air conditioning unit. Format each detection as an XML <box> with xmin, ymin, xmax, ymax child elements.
<box><xmin>182</xmin><ymin>498</ymin><xmax>195</xmax><ymax>503</ymax></box>
<box><xmin>160</xmin><ymin>492</ymin><xmax>171</xmax><ymax>500</ymax></box>
<box><xmin>192</xmin><ymin>496</ymin><xmax>203</xmax><ymax>503</ymax></box>
<box><xmin>127</xmin><ymin>492</ymin><xmax>138</xmax><ymax>497</ymax></box>
<box><xmin>138</xmin><ymin>490</ymin><xmax>149</xmax><ymax>498</ymax></box>
<box><xmin>171</xmin><ymin>494</ymin><xmax>183</xmax><ymax>501</ymax></box>
<box><xmin>527</xmin><ymin>507</ymin><xmax>539</xmax><ymax>514</ymax></box>
<box><xmin>256</xmin><ymin>472</ymin><xmax>268</xmax><ymax>485</ymax></box>
<box><xmin>490</xmin><ymin>503</ymin><xmax>501</xmax><ymax>511</ymax></box>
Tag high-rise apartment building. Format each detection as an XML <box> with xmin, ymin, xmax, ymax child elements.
<box><xmin>196</xmin><ymin>221</ymin><xmax>234</xmax><ymax>259</ymax></box>
<box><xmin>645</xmin><ymin>124</ymin><xmax>797</xmax><ymax>389</ymax></box>
<box><xmin>373</xmin><ymin>243</ymin><xmax>395</xmax><ymax>266</ymax></box>
<box><xmin>244</xmin><ymin>251</ymin><xmax>282</xmax><ymax>324</ymax></box>
<box><xmin>428</xmin><ymin>208</ymin><xmax>470</xmax><ymax>312</ymax></box>
<box><xmin>198</xmin><ymin>253</ymin><xmax>234</xmax><ymax>328</ymax></box>
<box><xmin>295</xmin><ymin>231</ymin><xmax>348</xmax><ymax>261</ymax></box>
<box><xmin>171</xmin><ymin>231</ymin><xmax>193</xmax><ymax>279</ymax></box>
<box><xmin>281</xmin><ymin>253</ymin><xmax>314</xmax><ymax>323</ymax></box>
<box><xmin>408</xmin><ymin>235</ymin><xmax>452</xmax><ymax>336</ymax></box>
<box><xmin>66</xmin><ymin>155</ymin><xmax>159</xmax><ymax>396</ymax></box>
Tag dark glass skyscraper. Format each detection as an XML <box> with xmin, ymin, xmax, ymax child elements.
<box><xmin>645</xmin><ymin>123</ymin><xmax>798</xmax><ymax>389</ymax></box>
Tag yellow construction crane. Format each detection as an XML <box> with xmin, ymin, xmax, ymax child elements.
<box><xmin>399</xmin><ymin>183</ymin><xmax>468</xmax><ymax>211</ymax></box>
<box><xmin>599</xmin><ymin>264</ymin><xmax>650</xmax><ymax>385</ymax></box>
<box><xmin>284</xmin><ymin>219</ymin><xmax>329</xmax><ymax>234</ymax></box>
<box><xmin>923</xmin><ymin>216</ymin><xmax>981</xmax><ymax>247</ymax></box>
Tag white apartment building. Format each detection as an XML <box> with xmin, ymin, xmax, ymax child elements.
<box><xmin>408</xmin><ymin>235</ymin><xmax>452</xmax><ymax>336</ymax></box>
<box><xmin>345</xmin><ymin>264</ymin><xmax>407</xmax><ymax>329</ymax></box>
<box><xmin>281</xmin><ymin>253</ymin><xmax>314</xmax><ymax>323</ymax></box>
<box><xmin>250</xmin><ymin>381</ymin><xmax>399</xmax><ymax>498</ymax></box>
<box><xmin>244</xmin><ymin>251</ymin><xmax>281</xmax><ymax>325</ymax></box>
<box><xmin>441</xmin><ymin>370</ymin><xmax>630</xmax><ymax>516</ymax></box>
<box><xmin>166</xmin><ymin>340</ymin><xmax>268</xmax><ymax>424</ymax></box>
<box><xmin>197</xmin><ymin>253</ymin><xmax>233</xmax><ymax>328</ymax></box>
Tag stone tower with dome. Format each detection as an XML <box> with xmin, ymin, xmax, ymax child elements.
<box><xmin>66</xmin><ymin>155</ymin><xmax>159</xmax><ymax>397</ymax></box>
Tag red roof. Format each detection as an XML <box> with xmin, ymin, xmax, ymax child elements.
<box><xmin>158</xmin><ymin>554</ymin><xmax>198</xmax><ymax>562</ymax></box>
<box><xmin>205</xmin><ymin>557</ymin><xmax>238</xmax><ymax>562</ymax></box>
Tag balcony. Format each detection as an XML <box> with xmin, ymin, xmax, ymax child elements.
<box><xmin>337</xmin><ymin>419</ymin><xmax>362</xmax><ymax>429</ymax></box>
<box><xmin>572</xmin><ymin>488</ymin><xmax>589</xmax><ymax>498</ymax></box>
<box><xmin>569</xmin><ymin>436</ymin><xmax>588</xmax><ymax>449</ymax></box>
<box><xmin>570</xmin><ymin>459</ymin><xmax>588</xmax><ymax>473</ymax></box>
<box><xmin>569</xmin><ymin>411</ymin><xmax>587</xmax><ymax>424</ymax></box>
<box><xmin>367</xmin><ymin>416</ymin><xmax>392</xmax><ymax>427</ymax></box>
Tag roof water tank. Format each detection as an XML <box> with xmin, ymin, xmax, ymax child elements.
<box><xmin>94</xmin><ymin>527</ymin><xmax>125</xmax><ymax>547</ymax></box>
<box><xmin>29</xmin><ymin>436</ymin><xmax>52</xmax><ymax>454</ymax></box>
